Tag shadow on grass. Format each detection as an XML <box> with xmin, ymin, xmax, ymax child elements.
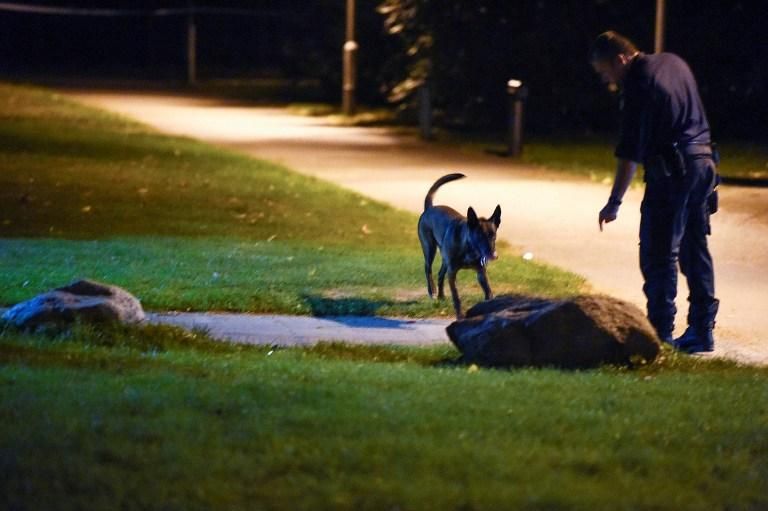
<box><xmin>326</xmin><ymin>316</ymin><xmax>426</xmax><ymax>330</ymax></box>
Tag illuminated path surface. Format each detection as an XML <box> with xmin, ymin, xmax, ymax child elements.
<box><xmin>67</xmin><ymin>90</ymin><xmax>768</xmax><ymax>364</ymax></box>
<box><xmin>148</xmin><ymin>312</ymin><xmax>451</xmax><ymax>347</ymax></box>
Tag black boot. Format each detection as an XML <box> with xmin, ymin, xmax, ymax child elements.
<box><xmin>655</xmin><ymin>326</ymin><xmax>674</xmax><ymax>346</ymax></box>
<box><xmin>674</xmin><ymin>327</ymin><xmax>714</xmax><ymax>353</ymax></box>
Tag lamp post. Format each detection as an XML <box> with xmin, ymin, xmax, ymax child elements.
<box><xmin>654</xmin><ymin>0</ymin><xmax>666</xmax><ymax>53</ymax></box>
<box><xmin>506</xmin><ymin>79</ymin><xmax>528</xmax><ymax>158</ymax></box>
<box><xmin>342</xmin><ymin>0</ymin><xmax>357</xmax><ymax>116</ymax></box>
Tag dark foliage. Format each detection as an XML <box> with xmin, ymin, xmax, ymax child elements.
<box><xmin>377</xmin><ymin>0</ymin><xmax>767</xmax><ymax>136</ymax></box>
<box><xmin>0</xmin><ymin>0</ymin><xmax>765</xmax><ymax>136</ymax></box>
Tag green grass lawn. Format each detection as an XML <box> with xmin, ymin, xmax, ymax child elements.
<box><xmin>1</xmin><ymin>83</ymin><xmax>766</xmax><ymax>510</ymax></box>
<box><xmin>0</xmin><ymin>82</ymin><xmax>583</xmax><ymax>316</ymax></box>
<box><xmin>1</xmin><ymin>324</ymin><xmax>767</xmax><ymax>510</ymax></box>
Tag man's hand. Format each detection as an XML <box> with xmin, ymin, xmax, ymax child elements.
<box><xmin>599</xmin><ymin>201</ymin><xmax>621</xmax><ymax>231</ymax></box>
<box><xmin>599</xmin><ymin>159</ymin><xmax>637</xmax><ymax>232</ymax></box>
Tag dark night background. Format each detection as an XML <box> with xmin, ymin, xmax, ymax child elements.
<box><xmin>0</xmin><ymin>0</ymin><xmax>766</xmax><ymax>138</ymax></box>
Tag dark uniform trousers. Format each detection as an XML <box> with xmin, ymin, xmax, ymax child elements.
<box><xmin>640</xmin><ymin>152</ymin><xmax>719</xmax><ymax>339</ymax></box>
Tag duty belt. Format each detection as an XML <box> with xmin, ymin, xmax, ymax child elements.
<box><xmin>645</xmin><ymin>141</ymin><xmax>717</xmax><ymax>181</ymax></box>
<box><xmin>676</xmin><ymin>142</ymin><xmax>713</xmax><ymax>160</ymax></box>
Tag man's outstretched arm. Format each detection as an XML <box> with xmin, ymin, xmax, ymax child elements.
<box><xmin>599</xmin><ymin>158</ymin><xmax>637</xmax><ymax>231</ymax></box>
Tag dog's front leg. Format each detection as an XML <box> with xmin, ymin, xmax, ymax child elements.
<box><xmin>448</xmin><ymin>271</ymin><xmax>463</xmax><ymax>319</ymax></box>
<box><xmin>477</xmin><ymin>268</ymin><xmax>493</xmax><ymax>301</ymax></box>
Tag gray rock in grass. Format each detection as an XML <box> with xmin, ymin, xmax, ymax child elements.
<box><xmin>2</xmin><ymin>279</ymin><xmax>145</xmax><ymax>330</ymax></box>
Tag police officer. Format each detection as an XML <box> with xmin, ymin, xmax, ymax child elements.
<box><xmin>590</xmin><ymin>31</ymin><xmax>719</xmax><ymax>353</ymax></box>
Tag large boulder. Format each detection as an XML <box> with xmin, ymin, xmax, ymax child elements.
<box><xmin>2</xmin><ymin>279</ymin><xmax>145</xmax><ymax>330</ymax></box>
<box><xmin>447</xmin><ymin>295</ymin><xmax>660</xmax><ymax>368</ymax></box>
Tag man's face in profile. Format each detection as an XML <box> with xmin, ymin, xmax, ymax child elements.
<box><xmin>591</xmin><ymin>56</ymin><xmax>625</xmax><ymax>87</ymax></box>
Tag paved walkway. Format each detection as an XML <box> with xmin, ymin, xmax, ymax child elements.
<box><xmin>142</xmin><ymin>312</ymin><xmax>750</xmax><ymax>363</ymax></box>
<box><xmin>66</xmin><ymin>90</ymin><xmax>768</xmax><ymax>364</ymax></box>
<box><xmin>0</xmin><ymin>306</ymin><xmax>450</xmax><ymax>347</ymax></box>
<box><xmin>3</xmin><ymin>304</ymin><xmax>756</xmax><ymax>363</ymax></box>
<box><xmin>149</xmin><ymin>312</ymin><xmax>450</xmax><ymax>346</ymax></box>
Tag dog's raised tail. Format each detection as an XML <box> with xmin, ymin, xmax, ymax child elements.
<box><xmin>424</xmin><ymin>173</ymin><xmax>466</xmax><ymax>210</ymax></box>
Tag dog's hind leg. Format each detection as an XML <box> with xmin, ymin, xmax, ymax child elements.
<box><xmin>477</xmin><ymin>268</ymin><xmax>494</xmax><ymax>300</ymax></box>
<box><xmin>419</xmin><ymin>228</ymin><xmax>438</xmax><ymax>298</ymax></box>
<box><xmin>448</xmin><ymin>271</ymin><xmax>463</xmax><ymax>319</ymax></box>
<box><xmin>437</xmin><ymin>262</ymin><xmax>447</xmax><ymax>299</ymax></box>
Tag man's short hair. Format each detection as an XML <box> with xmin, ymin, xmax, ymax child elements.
<box><xmin>590</xmin><ymin>31</ymin><xmax>639</xmax><ymax>62</ymax></box>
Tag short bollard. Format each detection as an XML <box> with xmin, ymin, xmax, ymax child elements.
<box><xmin>506</xmin><ymin>79</ymin><xmax>529</xmax><ymax>158</ymax></box>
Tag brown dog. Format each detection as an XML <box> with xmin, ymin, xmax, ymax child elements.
<box><xmin>417</xmin><ymin>173</ymin><xmax>501</xmax><ymax>318</ymax></box>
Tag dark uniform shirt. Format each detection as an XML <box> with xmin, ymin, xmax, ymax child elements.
<box><xmin>615</xmin><ymin>52</ymin><xmax>710</xmax><ymax>164</ymax></box>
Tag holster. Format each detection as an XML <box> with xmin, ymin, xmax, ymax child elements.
<box><xmin>711</xmin><ymin>142</ymin><xmax>721</xmax><ymax>165</ymax></box>
<box><xmin>708</xmin><ymin>174</ymin><xmax>722</xmax><ymax>215</ymax></box>
<box><xmin>684</xmin><ymin>142</ymin><xmax>720</xmax><ymax>215</ymax></box>
<box><xmin>652</xmin><ymin>143</ymin><xmax>687</xmax><ymax>179</ymax></box>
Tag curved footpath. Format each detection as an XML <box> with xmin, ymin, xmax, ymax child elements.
<box><xmin>150</xmin><ymin>312</ymin><xmax>450</xmax><ymax>347</ymax></box>
<box><xmin>66</xmin><ymin>90</ymin><xmax>768</xmax><ymax>365</ymax></box>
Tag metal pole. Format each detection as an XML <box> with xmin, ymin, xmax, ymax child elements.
<box><xmin>342</xmin><ymin>0</ymin><xmax>357</xmax><ymax>115</ymax></box>
<box><xmin>186</xmin><ymin>6</ymin><xmax>197</xmax><ymax>84</ymax></box>
<box><xmin>654</xmin><ymin>0</ymin><xmax>666</xmax><ymax>53</ymax></box>
<box><xmin>508</xmin><ymin>98</ymin><xmax>524</xmax><ymax>157</ymax></box>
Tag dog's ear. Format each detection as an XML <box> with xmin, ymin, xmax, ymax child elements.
<box><xmin>491</xmin><ymin>205</ymin><xmax>501</xmax><ymax>227</ymax></box>
<box><xmin>467</xmin><ymin>207</ymin><xmax>479</xmax><ymax>228</ymax></box>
